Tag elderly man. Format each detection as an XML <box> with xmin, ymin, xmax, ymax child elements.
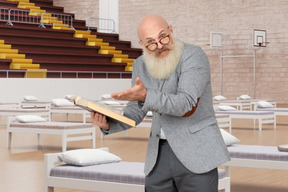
<box><xmin>91</xmin><ymin>14</ymin><xmax>230</xmax><ymax>192</ymax></box>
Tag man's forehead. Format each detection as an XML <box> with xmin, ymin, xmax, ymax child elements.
<box><xmin>140</xmin><ymin>23</ymin><xmax>169</xmax><ymax>41</ymax></box>
<box><xmin>137</xmin><ymin>15</ymin><xmax>168</xmax><ymax>39</ymax></box>
<box><xmin>143</xmin><ymin>29</ymin><xmax>166</xmax><ymax>40</ymax></box>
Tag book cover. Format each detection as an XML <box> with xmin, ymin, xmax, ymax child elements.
<box><xmin>69</xmin><ymin>96</ymin><xmax>135</xmax><ymax>127</ymax></box>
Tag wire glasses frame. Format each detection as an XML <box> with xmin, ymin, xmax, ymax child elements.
<box><xmin>145</xmin><ymin>34</ymin><xmax>170</xmax><ymax>51</ymax></box>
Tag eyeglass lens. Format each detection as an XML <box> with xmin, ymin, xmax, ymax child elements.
<box><xmin>147</xmin><ymin>35</ymin><xmax>170</xmax><ymax>51</ymax></box>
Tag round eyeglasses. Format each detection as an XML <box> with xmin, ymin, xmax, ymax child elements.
<box><xmin>145</xmin><ymin>34</ymin><xmax>170</xmax><ymax>51</ymax></box>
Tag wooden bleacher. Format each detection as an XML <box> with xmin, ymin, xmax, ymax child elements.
<box><xmin>0</xmin><ymin>0</ymin><xmax>142</xmax><ymax>78</ymax></box>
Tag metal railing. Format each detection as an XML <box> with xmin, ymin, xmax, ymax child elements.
<box><xmin>39</xmin><ymin>12</ymin><xmax>74</xmax><ymax>29</ymax></box>
<box><xmin>6</xmin><ymin>9</ymin><xmax>42</xmax><ymax>26</ymax></box>
<box><xmin>0</xmin><ymin>8</ymin><xmax>74</xmax><ymax>29</ymax></box>
<box><xmin>0</xmin><ymin>70</ymin><xmax>131</xmax><ymax>79</ymax></box>
<box><xmin>87</xmin><ymin>17</ymin><xmax>115</xmax><ymax>33</ymax></box>
<box><xmin>0</xmin><ymin>8</ymin><xmax>9</xmax><ymax>22</ymax></box>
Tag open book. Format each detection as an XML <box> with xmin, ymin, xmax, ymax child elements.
<box><xmin>69</xmin><ymin>96</ymin><xmax>135</xmax><ymax>127</ymax></box>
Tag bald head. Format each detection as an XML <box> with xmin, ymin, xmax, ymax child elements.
<box><xmin>137</xmin><ymin>15</ymin><xmax>172</xmax><ymax>42</ymax></box>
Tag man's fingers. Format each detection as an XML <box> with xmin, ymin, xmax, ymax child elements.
<box><xmin>111</xmin><ymin>92</ymin><xmax>118</xmax><ymax>98</ymax></box>
<box><xmin>135</xmin><ymin>77</ymin><xmax>140</xmax><ymax>85</ymax></box>
<box><xmin>135</xmin><ymin>77</ymin><xmax>143</xmax><ymax>86</ymax></box>
<box><xmin>111</xmin><ymin>77</ymin><xmax>146</xmax><ymax>101</ymax></box>
<box><xmin>112</xmin><ymin>89</ymin><xmax>133</xmax><ymax>100</ymax></box>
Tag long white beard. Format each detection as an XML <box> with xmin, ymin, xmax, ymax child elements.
<box><xmin>143</xmin><ymin>38</ymin><xmax>184</xmax><ymax>80</ymax></box>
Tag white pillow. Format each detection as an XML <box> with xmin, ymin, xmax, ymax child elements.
<box><xmin>23</xmin><ymin>95</ymin><xmax>38</xmax><ymax>101</ymax></box>
<box><xmin>239</xmin><ymin>94</ymin><xmax>251</xmax><ymax>100</ymax></box>
<box><xmin>216</xmin><ymin>105</ymin><xmax>237</xmax><ymax>111</ymax></box>
<box><xmin>278</xmin><ymin>144</ymin><xmax>288</xmax><ymax>152</ymax></box>
<box><xmin>16</xmin><ymin>115</ymin><xmax>47</xmax><ymax>123</ymax></box>
<box><xmin>220</xmin><ymin>128</ymin><xmax>240</xmax><ymax>146</ymax></box>
<box><xmin>65</xmin><ymin>95</ymin><xmax>75</xmax><ymax>100</ymax></box>
<box><xmin>104</xmin><ymin>100</ymin><xmax>121</xmax><ymax>105</ymax></box>
<box><xmin>213</xmin><ymin>95</ymin><xmax>227</xmax><ymax>101</ymax></box>
<box><xmin>146</xmin><ymin>111</ymin><xmax>153</xmax><ymax>117</ymax></box>
<box><xmin>59</xmin><ymin>149</ymin><xmax>121</xmax><ymax>166</ymax></box>
<box><xmin>101</xmin><ymin>94</ymin><xmax>112</xmax><ymax>99</ymax></box>
<box><xmin>51</xmin><ymin>98</ymin><xmax>74</xmax><ymax>107</ymax></box>
<box><xmin>257</xmin><ymin>101</ymin><xmax>273</xmax><ymax>108</ymax></box>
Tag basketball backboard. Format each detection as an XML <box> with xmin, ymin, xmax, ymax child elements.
<box><xmin>253</xmin><ymin>29</ymin><xmax>266</xmax><ymax>47</ymax></box>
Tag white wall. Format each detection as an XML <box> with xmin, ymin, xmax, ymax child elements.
<box><xmin>0</xmin><ymin>78</ymin><xmax>131</xmax><ymax>102</ymax></box>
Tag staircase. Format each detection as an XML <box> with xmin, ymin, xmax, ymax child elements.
<box><xmin>0</xmin><ymin>0</ymin><xmax>142</xmax><ymax>78</ymax></box>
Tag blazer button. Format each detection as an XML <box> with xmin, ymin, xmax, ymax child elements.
<box><xmin>156</xmin><ymin>134</ymin><xmax>160</xmax><ymax>138</ymax></box>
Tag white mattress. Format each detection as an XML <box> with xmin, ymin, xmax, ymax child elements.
<box><xmin>50</xmin><ymin>161</ymin><xmax>226</xmax><ymax>184</ymax></box>
<box><xmin>228</xmin><ymin>144</ymin><xmax>288</xmax><ymax>161</ymax></box>
<box><xmin>215</xmin><ymin>110</ymin><xmax>274</xmax><ymax>115</ymax></box>
<box><xmin>257</xmin><ymin>108</ymin><xmax>288</xmax><ymax>112</ymax></box>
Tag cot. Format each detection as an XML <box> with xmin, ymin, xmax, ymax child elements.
<box><xmin>256</xmin><ymin>107</ymin><xmax>288</xmax><ymax>120</ymax></box>
<box><xmin>7</xmin><ymin>117</ymin><xmax>95</xmax><ymax>151</ymax></box>
<box><xmin>215</xmin><ymin>110</ymin><xmax>276</xmax><ymax>131</ymax></box>
<box><xmin>256</xmin><ymin>107</ymin><xmax>288</xmax><ymax>125</ymax></box>
<box><xmin>216</xmin><ymin>114</ymin><xmax>232</xmax><ymax>133</ymax></box>
<box><xmin>224</xmin><ymin>144</ymin><xmax>288</xmax><ymax>178</ymax></box>
<box><xmin>214</xmin><ymin>100</ymin><xmax>252</xmax><ymax>111</ymax></box>
<box><xmin>0</xmin><ymin>102</ymin><xmax>18</xmax><ymax>108</ymax></box>
<box><xmin>20</xmin><ymin>100</ymin><xmax>51</xmax><ymax>108</ymax></box>
<box><xmin>0</xmin><ymin>108</ymin><xmax>51</xmax><ymax>120</ymax></box>
<box><xmin>236</xmin><ymin>94</ymin><xmax>277</xmax><ymax>109</ymax></box>
<box><xmin>45</xmin><ymin>149</ymin><xmax>231</xmax><ymax>192</ymax></box>
<box><xmin>237</xmin><ymin>98</ymin><xmax>277</xmax><ymax>110</ymax></box>
<box><xmin>50</xmin><ymin>106</ymin><xmax>89</xmax><ymax>123</ymax></box>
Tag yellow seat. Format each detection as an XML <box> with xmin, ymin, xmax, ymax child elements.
<box><xmin>125</xmin><ymin>66</ymin><xmax>133</xmax><ymax>71</ymax></box>
<box><xmin>112</xmin><ymin>58</ymin><xmax>134</xmax><ymax>63</ymax></box>
<box><xmin>100</xmin><ymin>46</ymin><xmax>116</xmax><ymax>50</ymax></box>
<box><xmin>0</xmin><ymin>49</ymin><xmax>18</xmax><ymax>54</ymax></box>
<box><xmin>99</xmin><ymin>49</ymin><xmax>122</xmax><ymax>55</ymax></box>
<box><xmin>10</xmin><ymin>63</ymin><xmax>40</xmax><ymax>69</ymax></box>
<box><xmin>25</xmin><ymin>69</ymin><xmax>47</xmax><ymax>78</ymax></box>
<box><xmin>11</xmin><ymin>58</ymin><xmax>33</xmax><ymax>64</ymax></box>
<box><xmin>0</xmin><ymin>53</ymin><xmax>26</xmax><ymax>59</ymax></box>
<box><xmin>86</xmin><ymin>41</ymin><xmax>109</xmax><ymax>47</ymax></box>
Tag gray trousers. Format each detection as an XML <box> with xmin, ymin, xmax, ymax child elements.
<box><xmin>145</xmin><ymin>140</ymin><xmax>218</xmax><ymax>192</ymax></box>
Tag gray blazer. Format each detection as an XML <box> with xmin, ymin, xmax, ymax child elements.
<box><xmin>107</xmin><ymin>43</ymin><xmax>230</xmax><ymax>176</ymax></box>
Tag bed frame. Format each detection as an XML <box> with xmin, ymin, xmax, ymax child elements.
<box><xmin>256</xmin><ymin>107</ymin><xmax>288</xmax><ymax>124</ymax></box>
<box><xmin>50</xmin><ymin>106</ymin><xmax>89</xmax><ymax>123</ymax></box>
<box><xmin>250</xmin><ymin>99</ymin><xmax>277</xmax><ymax>109</ymax></box>
<box><xmin>44</xmin><ymin>149</ymin><xmax>231</xmax><ymax>192</ymax></box>
<box><xmin>214</xmin><ymin>100</ymin><xmax>252</xmax><ymax>111</ymax></box>
<box><xmin>7</xmin><ymin>117</ymin><xmax>95</xmax><ymax>151</ymax></box>
<box><xmin>216</xmin><ymin>114</ymin><xmax>232</xmax><ymax>133</ymax></box>
<box><xmin>224</xmin><ymin>144</ymin><xmax>288</xmax><ymax>177</ymax></box>
<box><xmin>0</xmin><ymin>108</ymin><xmax>51</xmax><ymax>120</ymax></box>
<box><xmin>215</xmin><ymin>110</ymin><xmax>276</xmax><ymax>131</ymax></box>
<box><xmin>19</xmin><ymin>100</ymin><xmax>51</xmax><ymax>109</ymax></box>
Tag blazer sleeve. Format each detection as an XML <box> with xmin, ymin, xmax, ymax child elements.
<box><xmin>103</xmin><ymin>60</ymin><xmax>148</xmax><ymax>135</ymax></box>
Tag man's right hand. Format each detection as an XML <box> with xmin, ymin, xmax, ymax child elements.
<box><xmin>90</xmin><ymin>112</ymin><xmax>110</xmax><ymax>131</ymax></box>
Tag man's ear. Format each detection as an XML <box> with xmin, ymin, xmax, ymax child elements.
<box><xmin>138</xmin><ymin>40</ymin><xmax>143</xmax><ymax>46</ymax></box>
<box><xmin>169</xmin><ymin>25</ymin><xmax>173</xmax><ymax>33</ymax></box>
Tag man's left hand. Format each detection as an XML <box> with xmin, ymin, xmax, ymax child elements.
<box><xmin>111</xmin><ymin>77</ymin><xmax>147</xmax><ymax>101</ymax></box>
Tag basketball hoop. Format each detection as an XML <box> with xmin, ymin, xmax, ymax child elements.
<box><xmin>257</xmin><ymin>41</ymin><xmax>269</xmax><ymax>47</ymax></box>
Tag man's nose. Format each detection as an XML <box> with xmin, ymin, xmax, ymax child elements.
<box><xmin>156</xmin><ymin>42</ymin><xmax>164</xmax><ymax>49</ymax></box>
